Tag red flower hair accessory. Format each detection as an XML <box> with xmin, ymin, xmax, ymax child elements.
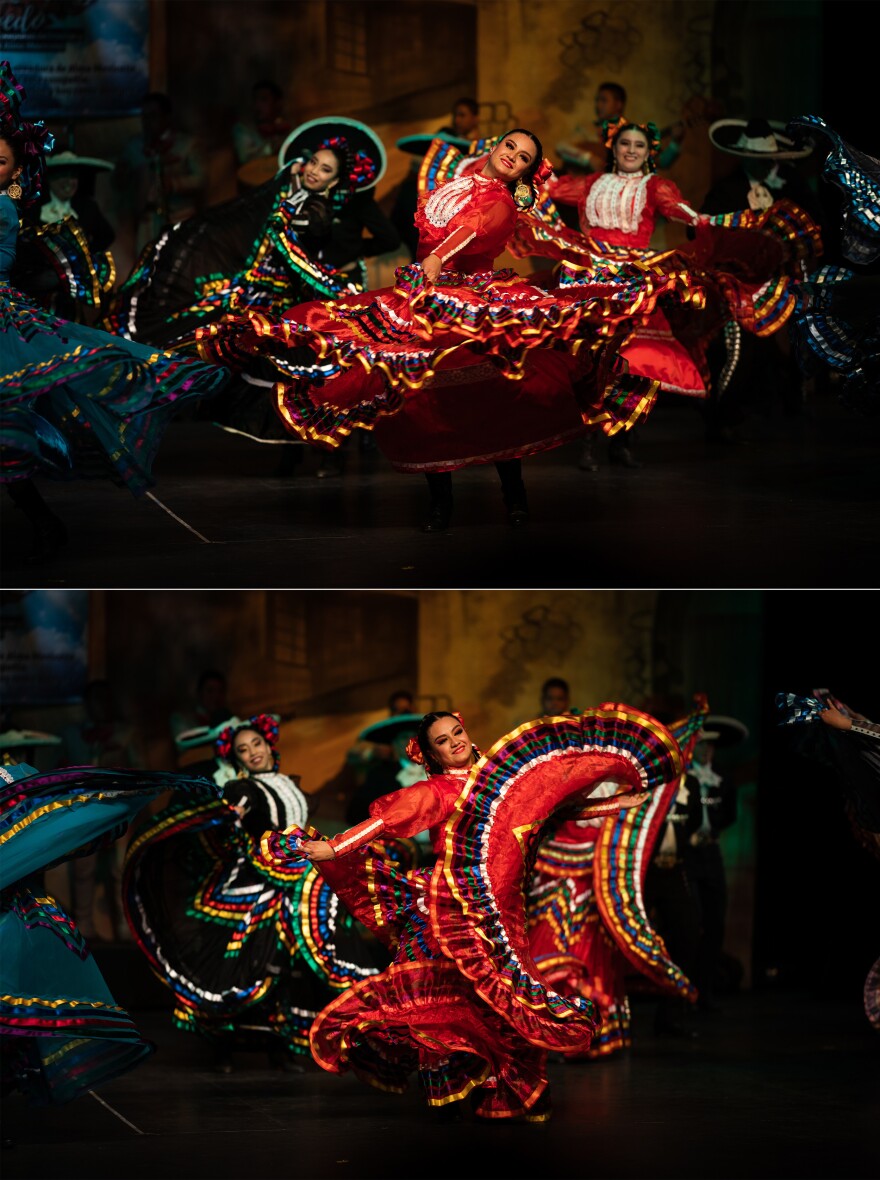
<box><xmin>216</xmin><ymin>713</ymin><xmax>280</xmax><ymax>768</ymax></box>
<box><xmin>0</xmin><ymin>60</ymin><xmax>54</xmax><ymax>210</ymax></box>
<box><xmin>533</xmin><ymin>157</ymin><xmax>554</xmax><ymax>187</ymax></box>
<box><xmin>404</xmin><ymin>737</ymin><xmax>425</xmax><ymax>765</ymax></box>
<box><xmin>318</xmin><ymin>135</ymin><xmax>378</xmax><ymax>190</ymax></box>
<box><xmin>403</xmin><ymin>712</ymin><xmax>467</xmax><ymax>765</ymax></box>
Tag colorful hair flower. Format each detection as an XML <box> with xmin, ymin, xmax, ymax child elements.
<box><xmin>0</xmin><ymin>61</ymin><xmax>54</xmax><ymax>210</ymax></box>
<box><xmin>533</xmin><ymin>157</ymin><xmax>555</xmax><ymax>187</ymax></box>
<box><xmin>603</xmin><ymin>116</ymin><xmax>662</xmax><ymax>172</ymax></box>
<box><xmin>404</xmin><ymin>737</ymin><xmax>425</xmax><ymax>765</ymax></box>
<box><xmin>215</xmin><ymin>713</ymin><xmax>281</xmax><ymax>769</ymax></box>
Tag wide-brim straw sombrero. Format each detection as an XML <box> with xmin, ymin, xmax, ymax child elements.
<box><xmin>47</xmin><ymin>149</ymin><xmax>114</xmax><ymax>172</ymax></box>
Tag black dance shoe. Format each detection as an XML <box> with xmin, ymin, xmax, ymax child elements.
<box><xmin>609</xmin><ymin>444</ymin><xmax>642</xmax><ymax>468</ymax></box>
<box><xmin>428</xmin><ymin>1100</ymin><xmax>465</xmax><ymax>1123</ymax></box>
<box><xmin>211</xmin><ymin>1050</ymin><xmax>234</xmax><ymax>1074</ymax></box>
<box><xmin>578</xmin><ymin>439</ymin><xmax>599</xmax><ymax>472</ymax></box>
<box><xmin>267</xmin><ymin>1046</ymin><xmax>306</xmax><ymax>1073</ymax></box>
<box><xmin>500</xmin><ymin>479</ymin><xmax>528</xmax><ymax>531</ymax></box>
<box><xmin>654</xmin><ymin>1015</ymin><xmax>699</xmax><ymax>1040</ymax></box>
<box><xmin>24</xmin><ymin>514</ymin><xmax>68</xmax><ymax>565</ymax></box>
<box><xmin>705</xmin><ymin>425</ymin><xmax>747</xmax><ymax>446</ymax></box>
<box><xmin>420</xmin><ymin>502</ymin><xmax>452</xmax><ymax>532</ymax></box>
<box><xmin>503</xmin><ymin>487</ymin><xmax>529</xmax><ymax>528</ymax></box>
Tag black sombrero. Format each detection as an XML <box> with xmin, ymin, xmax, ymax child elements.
<box><xmin>356</xmin><ymin>713</ymin><xmax>423</xmax><ymax>747</ymax></box>
<box><xmin>396</xmin><ymin>132</ymin><xmax>474</xmax><ymax>157</ymax></box>
<box><xmin>709</xmin><ymin>118</ymin><xmax>813</xmax><ymax>161</ymax></box>
<box><xmin>174</xmin><ymin>713</ymin><xmax>285</xmax><ymax>752</ymax></box>
<box><xmin>278</xmin><ymin>116</ymin><xmax>386</xmax><ymax>191</ymax></box>
<box><xmin>696</xmin><ymin>715</ymin><xmax>749</xmax><ymax>748</ymax></box>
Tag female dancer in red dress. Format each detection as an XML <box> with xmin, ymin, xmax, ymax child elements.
<box><xmin>257</xmin><ymin>706</ymin><xmax>685</xmax><ymax>1120</ymax></box>
<box><xmin>197</xmin><ymin>129</ymin><xmax>699</xmax><ymax>531</ymax></box>
<box><xmin>510</xmin><ymin>117</ymin><xmax>821</xmax><ymax>408</ymax></box>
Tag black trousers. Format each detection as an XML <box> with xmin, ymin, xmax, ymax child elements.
<box><xmin>645</xmin><ymin>858</ymin><xmax>701</xmax><ymax>1022</ymax></box>
<box><xmin>424</xmin><ymin>459</ymin><xmax>526</xmax><ymax>508</ymax></box>
<box><xmin>684</xmin><ymin>842</ymin><xmax>728</xmax><ymax>1001</ymax></box>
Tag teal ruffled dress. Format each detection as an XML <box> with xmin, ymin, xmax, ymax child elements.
<box><xmin>0</xmin><ymin>761</ymin><xmax>218</xmax><ymax>1103</ymax></box>
<box><xmin>0</xmin><ymin>194</ymin><xmax>229</xmax><ymax>493</ymax></box>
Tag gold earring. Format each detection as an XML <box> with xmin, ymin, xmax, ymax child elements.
<box><xmin>6</xmin><ymin>178</ymin><xmax>23</xmax><ymax>200</ymax></box>
<box><xmin>514</xmin><ymin>179</ymin><xmax>530</xmax><ymax>206</ymax></box>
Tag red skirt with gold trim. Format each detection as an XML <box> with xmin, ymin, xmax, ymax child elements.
<box><xmin>259</xmin><ymin>707</ymin><xmax>685</xmax><ymax>1117</ymax></box>
<box><xmin>196</xmin><ymin>262</ymin><xmax>703</xmax><ymax>469</ymax></box>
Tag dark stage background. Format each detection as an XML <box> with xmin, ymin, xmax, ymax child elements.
<box><xmin>754</xmin><ymin>590</ymin><xmax>877</xmax><ymax>1001</ymax></box>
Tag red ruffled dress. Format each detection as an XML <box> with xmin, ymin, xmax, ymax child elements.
<box><xmin>196</xmin><ymin>170</ymin><xmax>701</xmax><ymax>472</ymax></box>
<box><xmin>257</xmin><ymin>708</ymin><xmax>685</xmax><ymax>1118</ymax></box>
<box><xmin>529</xmin><ymin>818</ymin><xmax>633</xmax><ymax>1056</ymax></box>
<box><xmin>513</xmin><ymin>170</ymin><xmax>822</xmax><ymax>396</ymax></box>
<box><xmin>527</xmin><ymin>700</ymin><xmax>707</xmax><ymax>1058</ymax></box>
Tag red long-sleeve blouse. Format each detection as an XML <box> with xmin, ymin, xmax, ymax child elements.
<box><xmin>327</xmin><ymin>769</ymin><xmax>471</xmax><ymax>857</ymax></box>
<box><xmin>413</xmin><ymin>169</ymin><xmax>518</xmax><ymax>273</ymax></box>
<box><xmin>547</xmin><ymin>171</ymin><xmax>700</xmax><ymax>249</ymax></box>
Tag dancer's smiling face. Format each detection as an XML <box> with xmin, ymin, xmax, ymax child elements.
<box><xmin>0</xmin><ymin>137</ymin><xmax>23</xmax><ymax>192</ymax></box>
<box><xmin>427</xmin><ymin>716</ymin><xmax>475</xmax><ymax>771</ymax></box>
<box><xmin>485</xmin><ymin>132</ymin><xmax>536</xmax><ymax>183</ymax></box>
<box><xmin>234</xmin><ymin>729</ymin><xmax>275</xmax><ymax>774</ymax></box>
<box><xmin>302</xmin><ymin>148</ymin><xmax>340</xmax><ymax>193</ymax></box>
<box><xmin>613</xmin><ymin>129</ymin><xmax>649</xmax><ymax>174</ymax></box>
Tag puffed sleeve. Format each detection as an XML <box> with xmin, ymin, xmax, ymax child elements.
<box><xmin>652</xmin><ymin>177</ymin><xmax>700</xmax><ymax>226</ymax></box>
<box><xmin>427</xmin><ymin>190</ymin><xmax>518</xmax><ymax>264</ymax></box>
<box><xmin>327</xmin><ymin>777</ymin><xmax>453</xmax><ymax>856</ymax></box>
<box><xmin>546</xmin><ymin>173</ymin><xmax>589</xmax><ymax>208</ymax></box>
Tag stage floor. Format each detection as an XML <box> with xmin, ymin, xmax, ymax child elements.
<box><xmin>2</xmin><ymin>388</ymin><xmax>878</xmax><ymax>590</ymax></box>
<box><xmin>3</xmin><ymin>989</ymin><xmax>877</xmax><ymax>1180</ymax></box>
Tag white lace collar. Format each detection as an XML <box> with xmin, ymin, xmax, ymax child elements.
<box><xmin>585</xmin><ymin>172</ymin><xmax>651</xmax><ymax>235</ymax></box>
<box><xmin>424</xmin><ymin>171</ymin><xmax>501</xmax><ymax>228</ymax></box>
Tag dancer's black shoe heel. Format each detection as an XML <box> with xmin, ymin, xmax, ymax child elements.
<box><xmin>420</xmin><ymin>502</ymin><xmax>452</xmax><ymax>532</ymax></box>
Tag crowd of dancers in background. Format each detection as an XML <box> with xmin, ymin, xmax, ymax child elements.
<box><xmin>2</xmin><ymin>59</ymin><xmax>878</xmax><ymax>559</ymax></box>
